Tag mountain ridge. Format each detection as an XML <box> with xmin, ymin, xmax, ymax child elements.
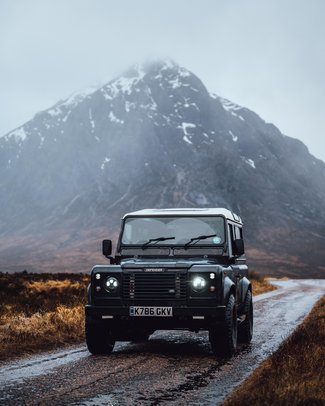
<box><xmin>1</xmin><ymin>59</ymin><xmax>324</xmax><ymax>277</ymax></box>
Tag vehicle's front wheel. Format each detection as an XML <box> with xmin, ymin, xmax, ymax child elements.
<box><xmin>85</xmin><ymin>316</ymin><xmax>115</xmax><ymax>355</ymax></box>
<box><xmin>238</xmin><ymin>290</ymin><xmax>253</xmax><ymax>343</ymax></box>
<box><xmin>209</xmin><ymin>294</ymin><xmax>237</xmax><ymax>357</ymax></box>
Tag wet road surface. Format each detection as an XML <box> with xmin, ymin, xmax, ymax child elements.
<box><xmin>0</xmin><ymin>279</ymin><xmax>324</xmax><ymax>405</ymax></box>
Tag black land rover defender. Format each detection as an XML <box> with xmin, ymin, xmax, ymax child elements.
<box><xmin>85</xmin><ymin>208</ymin><xmax>253</xmax><ymax>356</ymax></box>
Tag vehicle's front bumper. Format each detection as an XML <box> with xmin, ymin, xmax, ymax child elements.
<box><xmin>85</xmin><ymin>304</ymin><xmax>226</xmax><ymax>329</ymax></box>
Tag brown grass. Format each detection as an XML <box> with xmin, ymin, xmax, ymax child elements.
<box><xmin>223</xmin><ymin>295</ymin><xmax>325</xmax><ymax>406</ymax></box>
<box><xmin>0</xmin><ymin>272</ymin><xmax>89</xmax><ymax>315</ymax></box>
<box><xmin>0</xmin><ymin>306</ymin><xmax>84</xmax><ymax>357</ymax></box>
<box><xmin>0</xmin><ymin>271</ymin><xmax>274</xmax><ymax>361</ymax></box>
<box><xmin>0</xmin><ymin>272</ymin><xmax>89</xmax><ymax>360</ymax></box>
<box><xmin>250</xmin><ymin>271</ymin><xmax>277</xmax><ymax>295</ymax></box>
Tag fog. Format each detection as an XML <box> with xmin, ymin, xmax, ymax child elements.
<box><xmin>1</xmin><ymin>0</ymin><xmax>324</xmax><ymax>161</ymax></box>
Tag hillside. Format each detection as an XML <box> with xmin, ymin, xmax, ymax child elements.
<box><xmin>0</xmin><ymin>59</ymin><xmax>324</xmax><ymax>276</ymax></box>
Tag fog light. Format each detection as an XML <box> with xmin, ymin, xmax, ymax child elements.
<box><xmin>95</xmin><ymin>286</ymin><xmax>101</xmax><ymax>292</ymax></box>
<box><xmin>209</xmin><ymin>286</ymin><xmax>216</xmax><ymax>292</ymax></box>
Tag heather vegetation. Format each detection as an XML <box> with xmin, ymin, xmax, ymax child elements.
<box><xmin>249</xmin><ymin>271</ymin><xmax>277</xmax><ymax>295</ymax></box>
<box><xmin>223</xmin><ymin>296</ymin><xmax>325</xmax><ymax>406</ymax></box>
<box><xmin>0</xmin><ymin>272</ymin><xmax>88</xmax><ymax>360</ymax></box>
<box><xmin>0</xmin><ymin>272</ymin><xmax>273</xmax><ymax>361</ymax></box>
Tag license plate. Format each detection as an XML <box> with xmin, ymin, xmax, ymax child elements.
<box><xmin>129</xmin><ymin>306</ymin><xmax>173</xmax><ymax>317</ymax></box>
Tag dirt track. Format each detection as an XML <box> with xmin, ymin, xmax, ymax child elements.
<box><xmin>1</xmin><ymin>279</ymin><xmax>324</xmax><ymax>406</ymax></box>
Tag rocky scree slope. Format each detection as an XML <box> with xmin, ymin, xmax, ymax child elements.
<box><xmin>0</xmin><ymin>59</ymin><xmax>324</xmax><ymax>276</ymax></box>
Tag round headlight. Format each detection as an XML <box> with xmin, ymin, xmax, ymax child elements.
<box><xmin>191</xmin><ymin>276</ymin><xmax>206</xmax><ymax>292</ymax></box>
<box><xmin>105</xmin><ymin>276</ymin><xmax>119</xmax><ymax>292</ymax></box>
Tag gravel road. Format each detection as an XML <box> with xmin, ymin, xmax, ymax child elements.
<box><xmin>1</xmin><ymin>279</ymin><xmax>324</xmax><ymax>406</ymax></box>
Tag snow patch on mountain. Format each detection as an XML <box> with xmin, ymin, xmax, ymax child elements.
<box><xmin>101</xmin><ymin>89</ymin><xmax>113</xmax><ymax>101</ymax></box>
<box><xmin>101</xmin><ymin>157</ymin><xmax>111</xmax><ymax>171</ymax></box>
<box><xmin>109</xmin><ymin>111</ymin><xmax>124</xmax><ymax>124</ymax></box>
<box><xmin>108</xmin><ymin>65</ymin><xmax>147</xmax><ymax>97</ymax></box>
<box><xmin>39</xmin><ymin>136</ymin><xmax>45</xmax><ymax>148</ymax></box>
<box><xmin>229</xmin><ymin>130</ymin><xmax>238</xmax><ymax>142</ymax></box>
<box><xmin>219</xmin><ymin>97</ymin><xmax>243</xmax><ymax>112</ymax></box>
<box><xmin>6</xmin><ymin>127</ymin><xmax>27</xmax><ymax>142</ymax></box>
<box><xmin>47</xmin><ymin>107</ymin><xmax>62</xmax><ymax>117</ymax></box>
<box><xmin>218</xmin><ymin>97</ymin><xmax>245</xmax><ymax>121</ymax></box>
<box><xmin>179</xmin><ymin>122</ymin><xmax>196</xmax><ymax>135</ymax></box>
<box><xmin>169</xmin><ymin>77</ymin><xmax>183</xmax><ymax>89</ymax></box>
<box><xmin>242</xmin><ymin>157</ymin><xmax>256</xmax><ymax>169</ymax></box>
<box><xmin>62</xmin><ymin>111</ymin><xmax>71</xmax><ymax>123</ymax></box>
<box><xmin>232</xmin><ymin>111</ymin><xmax>245</xmax><ymax>121</ymax></box>
<box><xmin>110</xmin><ymin>76</ymin><xmax>141</xmax><ymax>96</ymax></box>
<box><xmin>183</xmin><ymin>135</ymin><xmax>193</xmax><ymax>145</ymax></box>
<box><xmin>179</xmin><ymin>68</ymin><xmax>191</xmax><ymax>78</ymax></box>
<box><xmin>89</xmin><ymin>109</ymin><xmax>95</xmax><ymax>129</ymax></box>
<box><xmin>125</xmin><ymin>101</ymin><xmax>136</xmax><ymax>113</ymax></box>
<box><xmin>63</xmin><ymin>86</ymin><xmax>99</xmax><ymax>107</ymax></box>
<box><xmin>178</xmin><ymin>123</ymin><xmax>196</xmax><ymax>145</ymax></box>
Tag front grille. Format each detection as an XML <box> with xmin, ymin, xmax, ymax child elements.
<box><xmin>122</xmin><ymin>271</ymin><xmax>187</xmax><ymax>300</ymax></box>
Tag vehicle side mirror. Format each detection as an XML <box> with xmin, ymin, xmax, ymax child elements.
<box><xmin>233</xmin><ymin>239</ymin><xmax>245</xmax><ymax>256</ymax></box>
<box><xmin>102</xmin><ymin>239</ymin><xmax>112</xmax><ymax>256</ymax></box>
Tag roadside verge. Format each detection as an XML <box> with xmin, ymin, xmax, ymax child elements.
<box><xmin>222</xmin><ymin>295</ymin><xmax>325</xmax><ymax>405</ymax></box>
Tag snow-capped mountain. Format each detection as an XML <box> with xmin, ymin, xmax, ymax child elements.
<box><xmin>1</xmin><ymin>59</ymin><xmax>324</xmax><ymax>276</ymax></box>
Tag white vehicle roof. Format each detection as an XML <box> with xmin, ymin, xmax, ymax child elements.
<box><xmin>122</xmin><ymin>208</ymin><xmax>242</xmax><ymax>224</ymax></box>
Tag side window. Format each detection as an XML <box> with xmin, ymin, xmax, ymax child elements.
<box><xmin>229</xmin><ymin>224</ymin><xmax>243</xmax><ymax>256</ymax></box>
<box><xmin>234</xmin><ymin>226</ymin><xmax>242</xmax><ymax>240</ymax></box>
<box><xmin>228</xmin><ymin>224</ymin><xmax>234</xmax><ymax>256</ymax></box>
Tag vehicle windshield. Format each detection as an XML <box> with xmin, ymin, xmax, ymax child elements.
<box><xmin>121</xmin><ymin>216</ymin><xmax>225</xmax><ymax>246</ymax></box>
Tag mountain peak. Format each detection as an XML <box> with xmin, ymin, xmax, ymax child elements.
<box><xmin>135</xmin><ymin>57</ymin><xmax>178</xmax><ymax>73</ymax></box>
<box><xmin>118</xmin><ymin>57</ymin><xmax>188</xmax><ymax>84</ymax></box>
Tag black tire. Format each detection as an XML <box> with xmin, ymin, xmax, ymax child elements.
<box><xmin>238</xmin><ymin>290</ymin><xmax>253</xmax><ymax>343</ymax></box>
<box><xmin>85</xmin><ymin>316</ymin><xmax>115</xmax><ymax>355</ymax></box>
<box><xmin>209</xmin><ymin>294</ymin><xmax>237</xmax><ymax>357</ymax></box>
<box><xmin>131</xmin><ymin>334</ymin><xmax>150</xmax><ymax>343</ymax></box>
<box><xmin>130</xmin><ymin>329</ymin><xmax>151</xmax><ymax>343</ymax></box>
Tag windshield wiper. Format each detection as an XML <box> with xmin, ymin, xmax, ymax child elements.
<box><xmin>184</xmin><ymin>234</ymin><xmax>217</xmax><ymax>249</ymax></box>
<box><xmin>142</xmin><ymin>236</ymin><xmax>175</xmax><ymax>249</ymax></box>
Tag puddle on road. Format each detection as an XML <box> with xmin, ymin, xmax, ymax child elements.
<box><xmin>70</xmin><ymin>394</ymin><xmax>119</xmax><ymax>406</ymax></box>
<box><xmin>0</xmin><ymin>347</ymin><xmax>89</xmax><ymax>386</ymax></box>
<box><xmin>0</xmin><ymin>341</ymin><xmax>136</xmax><ymax>388</ymax></box>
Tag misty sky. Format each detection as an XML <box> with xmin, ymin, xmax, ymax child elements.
<box><xmin>1</xmin><ymin>0</ymin><xmax>324</xmax><ymax>161</ymax></box>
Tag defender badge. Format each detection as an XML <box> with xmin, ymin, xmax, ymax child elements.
<box><xmin>144</xmin><ymin>268</ymin><xmax>164</xmax><ymax>272</ymax></box>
